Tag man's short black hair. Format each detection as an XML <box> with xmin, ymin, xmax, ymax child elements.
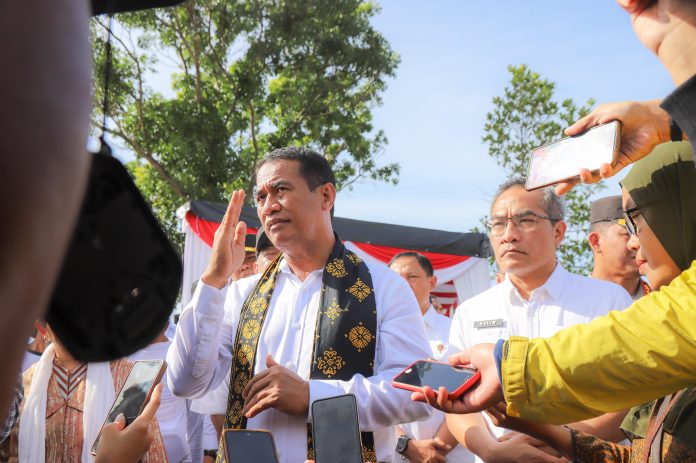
<box><xmin>389</xmin><ymin>251</ymin><xmax>434</xmax><ymax>277</ymax></box>
<box><xmin>255</xmin><ymin>146</ymin><xmax>336</xmax><ymax>191</ymax></box>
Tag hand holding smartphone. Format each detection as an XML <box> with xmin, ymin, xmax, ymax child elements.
<box><xmin>90</xmin><ymin>359</ymin><xmax>167</xmax><ymax>455</ymax></box>
<box><xmin>392</xmin><ymin>359</ymin><xmax>480</xmax><ymax>399</ymax></box>
<box><xmin>526</xmin><ymin>121</ymin><xmax>621</xmax><ymax>190</ymax></box>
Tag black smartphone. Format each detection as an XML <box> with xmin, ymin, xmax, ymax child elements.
<box><xmin>526</xmin><ymin>120</ymin><xmax>621</xmax><ymax>190</ymax></box>
<box><xmin>311</xmin><ymin>394</ymin><xmax>363</xmax><ymax>463</ymax></box>
<box><xmin>90</xmin><ymin>359</ymin><xmax>167</xmax><ymax>455</ymax></box>
<box><xmin>392</xmin><ymin>360</ymin><xmax>481</xmax><ymax>398</ymax></box>
<box><xmin>222</xmin><ymin>429</ymin><xmax>279</xmax><ymax>463</ymax></box>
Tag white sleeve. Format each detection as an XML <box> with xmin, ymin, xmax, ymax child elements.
<box><xmin>448</xmin><ymin>302</ymin><xmax>468</xmax><ymax>353</ymax></box>
<box><xmin>307</xmin><ymin>271</ymin><xmax>432</xmax><ymax>431</ymax></box>
<box><xmin>190</xmin><ymin>371</ymin><xmax>230</xmax><ymax>415</ymax></box>
<box><xmin>167</xmin><ymin>279</ymin><xmax>248</xmax><ymax>399</ymax></box>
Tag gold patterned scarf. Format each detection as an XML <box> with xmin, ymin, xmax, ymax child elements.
<box><xmin>217</xmin><ymin>236</ymin><xmax>378</xmax><ymax>462</ymax></box>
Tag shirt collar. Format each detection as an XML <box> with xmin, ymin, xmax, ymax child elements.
<box><xmin>502</xmin><ymin>262</ymin><xmax>568</xmax><ymax>303</ymax></box>
<box><xmin>422</xmin><ymin>305</ymin><xmax>438</xmax><ymax>327</ymax></box>
<box><xmin>278</xmin><ymin>256</ymin><xmax>325</xmax><ymax>280</ymax></box>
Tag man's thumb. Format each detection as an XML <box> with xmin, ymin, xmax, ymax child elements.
<box><xmin>266</xmin><ymin>354</ymin><xmax>279</xmax><ymax>368</ymax></box>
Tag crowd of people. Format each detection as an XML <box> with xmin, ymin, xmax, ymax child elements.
<box><xmin>1</xmin><ymin>0</ymin><xmax>696</xmax><ymax>462</ymax></box>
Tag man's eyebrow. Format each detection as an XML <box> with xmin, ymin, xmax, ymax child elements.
<box><xmin>489</xmin><ymin>210</ymin><xmax>536</xmax><ymax>219</ymax></box>
<box><xmin>268</xmin><ymin>180</ymin><xmax>291</xmax><ymax>189</ymax></box>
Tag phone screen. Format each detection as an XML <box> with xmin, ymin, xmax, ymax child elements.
<box><xmin>394</xmin><ymin>361</ymin><xmax>477</xmax><ymax>391</ymax></box>
<box><xmin>526</xmin><ymin>121</ymin><xmax>620</xmax><ymax>190</ymax></box>
<box><xmin>312</xmin><ymin>394</ymin><xmax>363</xmax><ymax>463</ymax></box>
<box><xmin>91</xmin><ymin>360</ymin><xmax>164</xmax><ymax>454</ymax></box>
<box><xmin>223</xmin><ymin>430</ymin><xmax>279</xmax><ymax>463</ymax></box>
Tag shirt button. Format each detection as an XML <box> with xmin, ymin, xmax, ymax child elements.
<box><xmin>285</xmin><ymin>361</ymin><xmax>296</xmax><ymax>370</ymax></box>
<box><xmin>293</xmin><ymin>322</ymin><xmax>301</xmax><ymax>330</ymax></box>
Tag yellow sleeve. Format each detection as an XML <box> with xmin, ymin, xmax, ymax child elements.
<box><xmin>502</xmin><ymin>262</ymin><xmax>696</xmax><ymax>424</ymax></box>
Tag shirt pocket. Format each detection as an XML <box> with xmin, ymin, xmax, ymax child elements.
<box><xmin>468</xmin><ymin>327</ymin><xmax>510</xmax><ymax>346</ymax></box>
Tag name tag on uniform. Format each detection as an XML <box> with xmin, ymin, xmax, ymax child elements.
<box><xmin>474</xmin><ymin>319</ymin><xmax>504</xmax><ymax>329</ymax></box>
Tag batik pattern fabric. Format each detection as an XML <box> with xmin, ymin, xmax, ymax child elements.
<box><xmin>571</xmin><ymin>387</ymin><xmax>696</xmax><ymax>463</ymax></box>
<box><xmin>4</xmin><ymin>358</ymin><xmax>168</xmax><ymax>463</ymax></box>
<box><xmin>218</xmin><ymin>236</ymin><xmax>377</xmax><ymax>463</ymax></box>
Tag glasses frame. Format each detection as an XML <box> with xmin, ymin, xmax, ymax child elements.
<box><xmin>623</xmin><ymin>206</ymin><xmax>642</xmax><ymax>236</ymax></box>
<box><xmin>485</xmin><ymin>211</ymin><xmax>561</xmax><ymax>237</ymax></box>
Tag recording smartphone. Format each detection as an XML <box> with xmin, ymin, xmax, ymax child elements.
<box><xmin>525</xmin><ymin>120</ymin><xmax>621</xmax><ymax>190</ymax></box>
<box><xmin>311</xmin><ymin>394</ymin><xmax>363</xmax><ymax>463</ymax></box>
<box><xmin>392</xmin><ymin>360</ymin><xmax>480</xmax><ymax>399</ymax></box>
<box><xmin>222</xmin><ymin>429</ymin><xmax>279</xmax><ymax>463</ymax></box>
<box><xmin>90</xmin><ymin>359</ymin><xmax>167</xmax><ymax>455</ymax></box>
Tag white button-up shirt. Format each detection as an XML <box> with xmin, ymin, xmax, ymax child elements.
<box><xmin>397</xmin><ymin>307</ymin><xmax>473</xmax><ymax>463</ymax></box>
<box><xmin>167</xmin><ymin>257</ymin><xmax>431</xmax><ymax>463</ymax></box>
<box><xmin>449</xmin><ymin>264</ymin><xmax>632</xmax><ymax>463</ymax></box>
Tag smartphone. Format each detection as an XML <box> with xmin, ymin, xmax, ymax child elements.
<box><xmin>90</xmin><ymin>359</ymin><xmax>167</xmax><ymax>455</ymax></box>
<box><xmin>311</xmin><ymin>394</ymin><xmax>363</xmax><ymax>463</ymax></box>
<box><xmin>392</xmin><ymin>360</ymin><xmax>481</xmax><ymax>398</ymax></box>
<box><xmin>222</xmin><ymin>429</ymin><xmax>279</xmax><ymax>463</ymax></box>
<box><xmin>525</xmin><ymin>120</ymin><xmax>621</xmax><ymax>190</ymax></box>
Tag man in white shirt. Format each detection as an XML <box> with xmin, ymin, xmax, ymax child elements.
<box><xmin>167</xmin><ymin>147</ymin><xmax>431</xmax><ymax>463</ymax></box>
<box><xmin>588</xmin><ymin>195</ymin><xmax>649</xmax><ymax>300</ymax></box>
<box><xmin>389</xmin><ymin>252</ymin><xmax>472</xmax><ymax>463</ymax></box>
<box><xmin>447</xmin><ymin>178</ymin><xmax>632</xmax><ymax>463</ymax></box>
<box><xmin>130</xmin><ymin>327</ymin><xmax>193</xmax><ymax>463</ymax></box>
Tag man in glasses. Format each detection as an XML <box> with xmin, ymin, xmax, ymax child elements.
<box><xmin>446</xmin><ymin>178</ymin><xmax>632</xmax><ymax>463</ymax></box>
<box><xmin>588</xmin><ymin>196</ymin><xmax>648</xmax><ymax>300</ymax></box>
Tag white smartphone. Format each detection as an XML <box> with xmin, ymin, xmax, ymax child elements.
<box><xmin>525</xmin><ymin>121</ymin><xmax>621</xmax><ymax>190</ymax></box>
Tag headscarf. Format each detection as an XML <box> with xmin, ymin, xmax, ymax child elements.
<box><xmin>620</xmin><ymin>141</ymin><xmax>696</xmax><ymax>271</ymax></box>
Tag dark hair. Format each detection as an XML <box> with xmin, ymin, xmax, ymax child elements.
<box><xmin>255</xmin><ymin>146</ymin><xmax>336</xmax><ymax>191</ymax></box>
<box><xmin>491</xmin><ymin>177</ymin><xmax>565</xmax><ymax>220</ymax></box>
<box><xmin>389</xmin><ymin>251</ymin><xmax>434</xmax><ymax>277</ymax></box>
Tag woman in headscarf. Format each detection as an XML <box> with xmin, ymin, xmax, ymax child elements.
<box><xmin>2</xmin><ymin>323</ymin><xmax>168</xmax><ymax>463</ymax></box>
<box><xmin>483</xmin><ymin>141</ymin><xmax>696</xmax><ymax>462</ymax></box>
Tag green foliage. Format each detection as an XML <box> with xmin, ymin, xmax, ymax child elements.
<box><xmin>91</xmin><ymin>0</ymin><xmax>400</xmax><ymax>241</ymax></box>
<box><xmin>482</xmin><ymin>64</ymin><xmax>601</xmax><ymax>274</ymax></box>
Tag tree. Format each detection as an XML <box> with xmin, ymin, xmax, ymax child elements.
<box><xmin>90</xmin><ymin>0</ymin><xmax>400</xmax><ymax>244</ymax></box>
<box><xmin>482</xmin><ymin>64</ymin><xmax>600</xmax><ymax>274</ymax></box>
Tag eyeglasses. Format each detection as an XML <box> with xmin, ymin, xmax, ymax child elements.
<box><xmin>485</xmin><ymin>212</ymin><xmax>561</xmax><ymax>236</ymax></box>
<box><xmin>623</xmin><ymin>207</ymin><xmax>642</xmax><ymax>236</ymax></box>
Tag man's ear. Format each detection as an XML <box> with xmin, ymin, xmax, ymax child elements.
<box><xmin>428</xmin><ymin>275</ymin><xmax>438</xmax><ymax>292</ymax></box>
<box><xmin>588</xmin><ymin>231</ymin><xmax>602</xmax><ymax>253</ymax></box>
<box><xmin>320</xmin><ymin>182</ymin><xmax>337</xmax><ymax>213</ymax></box>
<box><xmin>553</xmin><ymin>220</ymin><xmax>567</xmax><ymax>248</ymax></box>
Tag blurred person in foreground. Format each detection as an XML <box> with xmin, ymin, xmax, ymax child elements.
<box><xmin>413</xmin><ymin>0</ymin><xmax>696</xmax><ymax>427</ymax></box>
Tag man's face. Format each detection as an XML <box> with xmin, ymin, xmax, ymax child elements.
<box><xmin>594</xmin><ymin>223</ymin><xmax>640</xmax><ymax>277</ymax></box>
<box><xmin>255</xmin><ymin>160</ymin><xmax>333</xmax><ymax>254</ymax></box>
<box><xmin>489</xmin><ymin>186</ymin><xmax>564</xmax><ymax>278</ymax></box>
<box><xmin>389</xmin><ymin>256</ymin><xmax>436</xmax><ymax>313</ymax></box>
<box><xmin>232</xmin><ymin>251</ymin><xmax>257</xmax><ymax>281</ymax></box>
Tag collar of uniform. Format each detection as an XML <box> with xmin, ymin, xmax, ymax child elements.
<box><xmin>422</xmin><ymin>305</ymin><xmax>438</xmax><ymax>328</ymax></box>
<box><xmin>503</xmin><ymin>263</ymin><xmax>568</xmax><ymax>304</ymax></box>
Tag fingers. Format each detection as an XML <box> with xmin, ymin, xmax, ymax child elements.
<box><xmin>242</xmin><ymin>369</ymin><xmax>273</xmax><ymax>401</ymax></box>
<box><xmin>220</xmin><ymin>189</ymin><xmax>245</xmax><ymax>231</ymax></box>
<box><xmin>554</xmin><ymin>178</ymin><xmax>579</xmax><ymax>196</ymax></box>
<box><xmin>137</xmin><ymin>383</ymin><xmax>162</xmax><ymax>424</ymax></box>
<box><xmin>485</xmin><ymin>407</ymin><xmax>505</xmax><ymax>425</ymax></box>
<box><xmin>448</xmin><ymin>350</ymin><xmax>471</xmax><ymax>366</ymax></box>
<box><xmin>564</xmin><ymin>112</ymin><xmax>600</xmax><ymax>137</ymax></box>
<box><xmin>244</xmin><ymin>390</ymin><xmax>275</xmax><ymax>418</ymax></box>
<box><xmin>265</xmin><ymin>354</ymin><xmax>279</xmax><ymax>368</ymax></box>
<box><xmin>430</xmin><ymin>437</ymin><xmax>452</xmax><ymax>452</ymax></box>
<box><xmin>234</xmin><ymin>220</ymin><xmax>248</xmax><ymax>249</ymax></box>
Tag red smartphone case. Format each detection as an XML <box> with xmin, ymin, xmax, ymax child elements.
<box><xmin>391</xmin><ymin>359</ymin><xmax>481</xmax><ymax>399</ymax></box>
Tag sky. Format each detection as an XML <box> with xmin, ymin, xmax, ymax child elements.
<box><xmin>107</xmin><ymin>1</ymin><xmax>676</xmax><ymax>234</ymax></box>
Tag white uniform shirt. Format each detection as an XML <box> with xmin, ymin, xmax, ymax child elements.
<box><xmin>397</xmin><ymin>307</ymin><xmax>473</xmax><ymax>463</ymax></box>
<box><xmin>167</xmin><ymin>257</ymin><xmax>432</xmax><ymax>463</ymax></box>
<box><xmin>449</xmin><ymin>264</ymin><xmax>632</xmax><ymax>463</ymax></box>
<box><xmin>130</xmin><ymin>340</ymin><xmax>192</xmax><ymax>463</ymax></box>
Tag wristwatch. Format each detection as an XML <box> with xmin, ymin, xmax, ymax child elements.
<box><xmin>395</xmin><ymin>435</ymin><xmax>411</xmax><ymax>459</ymax></box>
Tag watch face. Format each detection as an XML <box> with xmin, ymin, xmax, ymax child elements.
<box><xmin>396</xmin><ymin>436</ymin><xmax>410</xmax><ymax>453</ymax></box>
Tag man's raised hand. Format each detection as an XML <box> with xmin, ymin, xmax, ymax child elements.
<box><xmin>201</xmin><ymin>189</ymin><xmax>248</xmax><ymax>289</ymax></box>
